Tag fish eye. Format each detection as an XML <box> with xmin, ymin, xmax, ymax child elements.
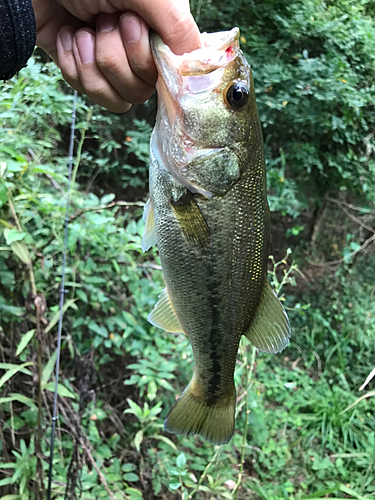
<box><xmin>225</xmin><ymin>82</ymin><xmax>249</xmax><ymax>109</ymax></box>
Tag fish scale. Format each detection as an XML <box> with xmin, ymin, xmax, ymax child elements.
<box><xmin>142</xmin><ymin>28</ymin><xmax>291</xmax><ymax>444</ymax></box>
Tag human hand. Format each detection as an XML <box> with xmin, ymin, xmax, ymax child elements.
<box><xmin>32</xmin><ymin>0</ymin><xmax>200</xmax><ymax>112</ymax></box>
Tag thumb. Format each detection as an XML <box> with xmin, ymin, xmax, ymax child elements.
<box><xmin>119</xmin><ymin>0</ymin><xmax>201</xmax><ymax>55</ymax></box>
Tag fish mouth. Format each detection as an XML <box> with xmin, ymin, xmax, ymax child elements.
<box><xmin>150</xmin><ymin>28</ymin><xmax>240</xmax><ymax>79</ymax></box>
<box><xmin>151</xmin><ymin>29</ymin><xmax>240</xmax><ymax>197</ymax></box>
<box><xmin>150</xmin><ymin>28</ymin><xmax>239</xmax><ymax>111</ymax></box>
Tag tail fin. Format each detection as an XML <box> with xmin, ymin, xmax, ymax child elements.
<box><xmin>164</xmin><ymin>377</ymin><xmax>236</xmax><ymax>445</ymax></box>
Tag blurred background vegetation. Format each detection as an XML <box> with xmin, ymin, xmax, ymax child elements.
<box><xmin>1</xmin><ymin>0</ymin><xmax>375</xmax><ymax>498</ymax></box>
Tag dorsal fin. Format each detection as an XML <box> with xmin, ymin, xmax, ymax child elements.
<box><xmin>148</xmin><ymin>288</ymin><xmax>185</xmax><ymax>334</ymax></box>
<box><xmin>244</xmin><ymin>281</ymin><xmax>291</xmax><ymax>353</ymax></box>
<box><xmin>142</xmin><ymin>198</ymin><xmax>157</xmax><ymax>252</ymax></box>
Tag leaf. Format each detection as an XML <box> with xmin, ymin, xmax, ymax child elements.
<box><xmin>133</xmin><ymin>430</ymin><xmax>143</xmax><ymax>452</ymax></box>
<box><xmin>359</xmin><ymin>367</ymin><xmax>375</xmax><ymax>391</ymax></box>
<box><xmin>176</xmin><ymin>453</ymin><xmax>186</xmax><ymax>469</ymax></box>
<box><xmin>304</xmin><ymin>483</ymin><xmax>370</xmax><ymax>499</ymax></box>
<box><xmin>42</xmin><ymin>350</ymin><xmax>57</xmax><ymax>385</ymax></box>
<box><xmin>91</xmin><ymin>408</ymin><xmax>106</xmax><ymax>420</ymax></box>
<box><xmin>44</xmin><ymin>382</ymin><xmax>77</xmax><ymax>399</ymax></box>
<box><xmin>152</xmin><ymin>435</ymin><xmax>178</xmax><ymax>451</ymax></box>
<box><xmin>339</xmin><ymin>484</ymin><xmax>371</xmax><ymax>500</ymax></box>
<box><xmin>3</xmin><ymin>228</ymin><xmax>26</xmax><ymax>245</ymax></box>
<box><xmin>45</xmin><ymin>298</ymin><xmax>77</xmax><ymax>333</ymax></box>
<box><xmin>0</xmin><ymin>219</ymin><xmax>13</xmax><ymax>229</ymax></box>
<box><xmin>10</xmin><ymin>241</ymin><xmax>31</xmax><ymax>264</ymax></box>
<box><xmin>0</xmin><ymin>302</ymin><xmax>24</xmax><ymax>317</ymax></box>
<box><xmin>169</xmin><ymin>483</ymin><xmax>181</xmax><ymax>491</ymax></box>
<box><xmin>88</xmin><ymin>321</ymin><xmax>108</xmax><ymax>338</ymax></box>
<box><xmin>125</xmin><ymin>398</ymin><xmax>142</xmax><ymax>418</ymax></box>
<box><xmin>0</xmin><ymin>181</ymin><xmax>7</xmax><ymax>208</ymax></box>
<box><xmin>124</xmin><ymin>487</ymin><xmax>143</xmax><ymax>499</ymax></box>
<box><xmin>123</xmin><ymin>472</ymin><xmax>139</xmax><ymax>482</ymax></box>
<box><xmin>341</xmin><ymin>391</ymin><xmax>375</xmax><ymax>414</ymax></box>
<box><xmin>100</xmin><ymin>193</ymin><xmax>115</xmax><ymax>205</ymax></box>
<box><xmin>0</xmin><ymin>480</ymin><xmax>17</xmax><ymax>488</ymax></box>
<box><xmin>122</xmin><ymin>463</ymin><xmax>137</xmax><ymax>473</ymax></box>
<box><xmin>0</xmin><ymin>393</ymin><xmax>37</xmax><ymax>411</ymax></box>
<box><xmin>16</xmin><ymin>329</ymin><xmax>35</xmax><ymax>356</ymax></box>
<box><xmin>0</xmin><ymin>362</ymin><xmax>34</xmax><ymax>389</ymax></box>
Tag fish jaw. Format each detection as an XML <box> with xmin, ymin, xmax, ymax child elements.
<box><xmin>150</xmin><ymin>28</ymin><xmax>248</xmax><ymax>198</ymax></box>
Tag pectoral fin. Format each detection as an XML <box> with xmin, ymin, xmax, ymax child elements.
<box><xmin>142</xmin><ymin>198</ymin><xmax>157</xmax><ymax>252</ymax></box>
<box><xmin>171</xmin><ymin>191</ymin><xmax>210</xmax><ymax>248</ymax></box>
<box><xmin>148</xmin><ymin>288</ymin><xmax>184</xmax><ymax>334</ymax></box>
<box><xmin>244</xmin><ymin>281</ymin><xmax>291</xmax><ymax>353</ymax></box>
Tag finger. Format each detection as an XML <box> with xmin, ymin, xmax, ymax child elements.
<box><xmin>57</xmin><ymin>26</ymin><xmax>85</xmax><ymax>94</ymax></box>
<box><xmin>113</xmin><ymin>0</ymin><xmax>201</xmax><ymax>55</ymax></box>
<box><xmin>53</xmin><ymin>0</ymin><xmax>200</xmax><ymax>55</ymax></box>
<box><xmin>34</xmin><ymin>0</ymin><xmax>85</xmax><ymax>56</ymax></box>
<box><xmin>72</xmin><ymin>28</ymin><xmax>132</xmax><ymax>113</ymax></box>
<box><xmin>95</xmin><ymin>12</ymin><xmax>155</xmax><ymax>103</ymax></box>
<box><xmin>120</xmin><ymin>11</ymin><xmax>157</xmax><ymax>87</ymax></box>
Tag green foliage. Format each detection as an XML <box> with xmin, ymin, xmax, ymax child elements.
<box><xmin>1</xmin><ymin>2</ymin><xmax>375</xmax><ymax>499</ymax></box>
<box><xmin>193</xmin><ymin>0</ymin><xmax>375</xmax><ymax>216</ymax></box>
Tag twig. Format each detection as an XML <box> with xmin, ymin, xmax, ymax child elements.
<box><xmin>326</xmin><ymin>198</ymin><xmax>375</xmax><ymax>233</ymax></box>
<box><xmin>70</xmin><ymin>109</ymin><xmax>93</xmax><ymax>189</ymax></box>
<box><xmin>45</xmin><ymin>173</ymin><xmax>64</xmax><ymax>193</ymax></box>
<box><xmin>232</xmin><ymin>345</ymin><xmax>257</xmax><ymax>499</ymax></box>
<box><xmin>0</xmin><ymin>411</ymin><xmax>10</xmax><ymax>462</ymax></box>
<box><xmin>309</xmin><ymin>233</ymin><xmax>375</xmax><ymax>267</ymax></box>
<box><xmin>58</xmin><ymin>400</ymin><xmax>117</xmax><ymax>500</ymax></box>
<box><xmin>138</xmin><ymin>263</ymin><xmax>162</xmax><ymax>270</ymax></box>
<box><xmin>326</xmin><ymin>197</ymin><xmax>375</xmax><ymax>215</ymax></box>
<box><xmin>70</xmin><ymin>200</ymin><xmax>145</xmax><ymax>222</ymax></box>
<box><xmin>35</xmin><ymin>295</ymin><xmax>46</xmax><ymax>499</ymax></box>
<box><xmin>359</xmin><ymin>367</ymin><xmax>375</xmax><ymax>392</ymax></box>
<box><xmin>187</xmin><ymin>446</ymin><xmax>222</xmax><ymax>499</ymax></box>
<box><xmin>7</xmin><ymin>194</ymin><xmax>37</xmax><ymax>297</ymax></box>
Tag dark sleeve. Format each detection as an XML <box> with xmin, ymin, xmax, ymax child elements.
<box><xmin>0</xmin><ymin>0</ymin><xmax>36</xmax><ymax>80</ymax></box>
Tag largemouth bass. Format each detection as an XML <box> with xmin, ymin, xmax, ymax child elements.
<box><xmin>142</xmin><ymin>28</ymin><xmax>291</xmax><ymax>445</ymax></box>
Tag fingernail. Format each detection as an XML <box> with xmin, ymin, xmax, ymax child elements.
<box><xmin>60</xmin><ymin>28</ymin><xmax>73</xmax><ymax>51</ymax></box>
<box><xmin>76</xmin><ymin>32</ymin><xmax>95</xmax><ymax>64</ymax></box>
<box><xmin>97</xmin><ymin>13</ymin><xmax>117</xmax><ymax>33</ymax></box>
<box><xmin>121</xmin><ymin>13</ymin><xmax>141</xmax><ymax>44</ymax></box>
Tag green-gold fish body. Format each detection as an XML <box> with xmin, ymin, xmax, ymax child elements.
<box><xmin>142</xmin><ymin>28</ymin><xmax>291</xmax><ymax>445</ymax></box>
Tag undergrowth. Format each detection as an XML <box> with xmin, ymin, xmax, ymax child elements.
<box><xmin>1</xmin><ymin>0</ymin><xmax>375</xmax><ymax>497</ymax></box>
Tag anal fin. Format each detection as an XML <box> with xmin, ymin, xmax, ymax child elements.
<box><xmin>142</xmin><ymin>198</ymin><xmax>157</xmax><ymax>252</ymax></box>
<box><xmin>148</xmin><ymin>288</ymin><xmax>184</xmax><ymax>334</ymax></box>
<box><xmin>244</xmin><ymin>281</ymin><xmax>291</xmax><ymax>354</ymax></box>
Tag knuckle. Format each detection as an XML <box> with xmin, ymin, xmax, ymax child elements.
<box><xmin>96</xmin><ymin>50</ymin><xmax>121</xmax><ymax>74</ymax></box>
<box><xmin>129</xmin><ymin>86</ymin><xmax>154</xmax><ymax>105</ymax></box>
<box><xmin>129</xmin><ymin>58</ymin><xmax>151</xmax><ymax>78</ymax></box>
<box><xmin>163</xmin><ymin>8</ymin><xmax>193</xmax><ymax>43</ymax></box>
<box><xmin>60</xmin><ymin>68</ymin><xmax>80</xmax><ymax>88</ymax></box>
<box><xmin>85</xmin><ymin>82</ymin><xmax>109</xmax><ymax>99</ymax></box>
<box><xmin>113</xmin><ymin>102</ymin><xmax>132</xmax><ymax>114</ymax></box>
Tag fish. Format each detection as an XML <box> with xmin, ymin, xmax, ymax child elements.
<box><xmin>142</xmin><ymin>28</ymin><xmax>291</xmax><ymax>445</ymax></box>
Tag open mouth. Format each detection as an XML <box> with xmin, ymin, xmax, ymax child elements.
<box><xmin>150</xmin><ymin>29</ymin><xmax>240</xmax><ymax>198</ymax></box>
<box><xmin>150</xmin><ymin>28</ymin><xmax>240</xmax><ymax>86</ymax></box>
